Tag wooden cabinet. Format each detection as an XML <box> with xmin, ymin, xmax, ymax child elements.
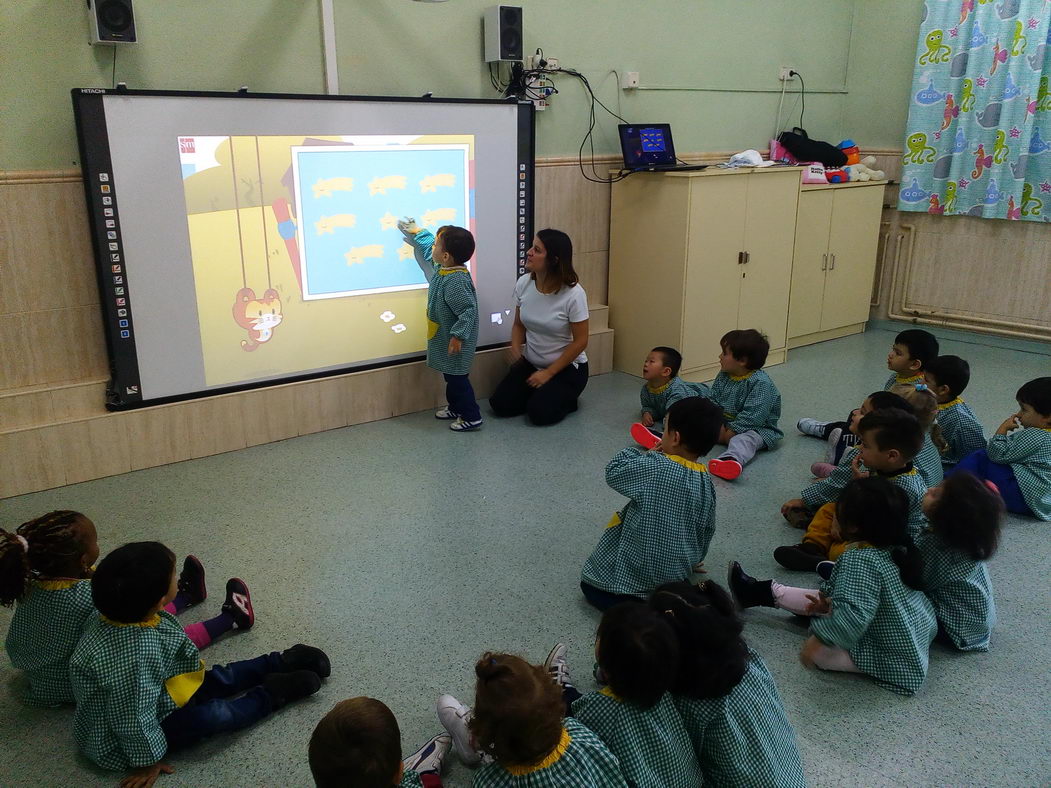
<box><xmin>788</xmin><ymin>182</ymin><xmax>885</xmax><ymax>347</ymax></box>
<box><xmin>609</xmin><ymin>168</ymin><xmax>801</xmax><ymax>382</ymax></box>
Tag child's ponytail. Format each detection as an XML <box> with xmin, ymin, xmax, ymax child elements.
<box><xmin>890</xmin><ymin>542</ymin><xmax>926</xmax><ymax>591</ymax></box>
<box><xmin>900</xmin><ymin>384</ymin><xmax>948</xmax><ymax>453</ymax></box>
<box><xmin>0</xmin><ymin>529</ymin><xmax>32</xmax><ymax>607</ymax></box>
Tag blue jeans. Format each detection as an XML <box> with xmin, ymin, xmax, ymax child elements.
<box><xmin>161</xmin><ymin>652</ymin><xmax>283</xmax><ymax>751</ymax></box>
<box><xmin>950</xmin><ymin>449</ymin><xmax>1032</xmax><ymax>516</ymax></box>
<box><xmin>443</xmin><ymin>374</ymin><xmax>481</xmax><ymax>422</ymax></box>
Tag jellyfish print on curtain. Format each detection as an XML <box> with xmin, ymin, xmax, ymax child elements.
<box><xmin>899</xmin><ymin>1</ymin><xmax>1051</xmax><ymax>222</ymax></box>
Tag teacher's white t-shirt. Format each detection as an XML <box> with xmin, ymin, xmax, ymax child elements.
<box><xmin>514</xmin><ymin>274</ymin><xmax>589</xmax><ymax>368</ymax></box>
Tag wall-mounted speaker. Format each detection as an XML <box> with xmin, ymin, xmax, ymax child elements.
<box><xmin>87</xmin><ymin>0</ymin><xmax>137</xmax><ymax>45</ymax></box>
<box><xmin>483</xmin><ymin>5</ymin><xmax>522</xmax><ymax>63</ymax></box>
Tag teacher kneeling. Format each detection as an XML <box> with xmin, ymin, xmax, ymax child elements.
<box><xmin>490</xmin><ymin>228</ymin><xmax>589</xmax><ymax>426</ymax></box>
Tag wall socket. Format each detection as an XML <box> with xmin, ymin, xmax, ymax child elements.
<box><xmin>621</xmin><ymin>71</ymin><xmax>640</xmax><ymax>89</ymax></box>
<box><xmin>778</xmin><ymin>66</ymin><xmax>797</xmax><ymax>81</ymax></box>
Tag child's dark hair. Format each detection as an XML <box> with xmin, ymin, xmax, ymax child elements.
<box><xmin>666</xmin><ymin>396</ymin><xmax>722</xmax><ymax>456</ymax></box>
<box><xmin>92</xmin><ymin>542</ymin><xmax>175</xmax><ymax>623</ymax></box>
<box><xmin>651</xmin><ymin>346</ymin><xmax>683</xmax><ymax>378</ymax></box>
<box><xmin>437</xmin><ymin>225</ymin><xmax>476</xmax><ymax>265</ymax></box>
<box><xmin>894</xmin><ymin>329</ymin><xmax>939</xmax><ymax>369</ymax></box>
<box><xmin>0</xmin><ymin>511</ymin><xmax>91</xmax><ymax>607</ymax></box>
<box><xmin>836</xmin><ymin>477</ymin><xmax>925</xmax><ymax>590</ymax></box>
<box><xmin>720</xmin><ymin>329</ymin><xmax>769</xmax><ymax>370</ymax></box>
<box><xmin>309</xmin><ymin>697</ymin><xmax>401</xmax><ymax>788</ymax></box>
<box><xmin>924</xmin><ymin>355</ymin><xmax>970</xmax><ymax>399</ymax></box>
<box><xmin>649</xmin><ymin>581</ymin><xmax>748</xmax><ymax>700</ymax></box>
<box><xmin>858</xmin><ymin>408</ymin><xmax>924</xmax><ymax>461</ymax></box>
<box><xmin>534</xmin><ymin>228</ymin><xmax>578</xmax><ymax>288</ymax></box>
<box><xmin>1017</xmin><ymin>376</ymin><xmax>1051</xmax><ymax>417</ymax></box>
<box><xmin>596</xmin><ymin>600</ymin><xmax>679</xmax><ymax>709</ymax></box>
<box><xmin>927</xmin><ymin>472</ymin><xmax>1002</xmax><ymax>561</ymax></box>
<box><xmin>470</xmin><ymin>652</ymin><xmax>564</xmax><ymax>766</ymax></box>
<box><xmin>867</xmin><ymin>390</ymin><xmax>912</xmax><ymax>413</ymax></box>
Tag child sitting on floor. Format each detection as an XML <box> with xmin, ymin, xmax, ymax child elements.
<box><xmin>70</xmin><ymin>542</ymin><xmax>329</xmax><ymax>787</ymax></box>
<box><xmin>435</xmin><ymin>653</ymin><xmax>628</xmax><ymax>786</ymax></box>
<box><xmin>951</xmin><ymin>377</ymin><xmax>1051</xmax><ymax>520</ymax></box>
<box><xmin>706</xmin><ymin>329</ymin><xmax>783</xmax><ymax>481</ymax></box>
<box><xmin>309</xmin><ymin>697</ymin><xmax>452</xmax><ymax>787</ymax></box>
<box><xmin>632</xmin><ymin>346</ymin><xmax>710</xmax><ymax>437</ymax></box>
<box><xmin>897</xmin><ymin>383</ymin><xmax>947</xmax><ymax>488</ymax></box>
<box><xmin>917</xmin><ymin>472</ymin><xmax>1003</xmax><ymax>651</ymax></box>
<box><xmin>732</xmin><ymin>477</ymin><xmax>938</xmax><ymax>696</ymax></box>
<box><xmin>1</xmin><ymin>511</ymin><xmax>250</xmax><ymax>708</ymax></box>
<box><xmin>651</xmin><ymin>581</ymin><xmax>805</xmax><ymax>787</ymax></box>
<box><xmin>399</xmin><ymin>219</ymin><xmax>482</xmax><ymax>432</ymax></box>
<box><xmin>553</xmin><ymin>602</ymin><xmax>702</xmax><ymax>787</ymax></box>
<box><xmin>924</xmin><ymin>355</ymin><xmax>986</xmax><ymax>468</ymax></box>
<box><xmin>581</xmin><ymin>396</ymin><xmax>722</xmax><ymax>610</ymax></box>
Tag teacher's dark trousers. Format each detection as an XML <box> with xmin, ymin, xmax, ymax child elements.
<box><xmin>489</xmin><ymin>359</ymin><xmax>588</xmax><ymax>426</ymax></box>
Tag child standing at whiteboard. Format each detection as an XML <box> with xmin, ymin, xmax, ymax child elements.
<box><xmin>399</xmin><ymin>220</ymin><xmax>482</xmax><ymax>432</ymax></box>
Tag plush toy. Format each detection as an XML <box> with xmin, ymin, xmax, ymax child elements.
<box><xmin>837</xmin><ymin>139</ymin><xmax>861</xmax><ymax>166</ymax></box>
<box><xmin>825</xmin><ymin>167</ymin><xmax>848</xmax><ymax>183</ymax></box>
<box><xmin>844</xmin><ymin>155</ymin><xmax>886</xmax><ymax>182</ymax></box>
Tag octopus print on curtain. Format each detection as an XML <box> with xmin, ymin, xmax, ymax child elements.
<box><xmin>899</xmin><ymin>1</ymin><xmax>1051</xmax><ymax>222</ymax></box>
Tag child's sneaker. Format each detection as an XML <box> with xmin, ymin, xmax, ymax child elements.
<box><xmin>815</xmin><ymin>560</ymin><xmax>836</xmax><ymax>581</ymax></box>
<box><xmin>825</xmin><ymin>427</ymin><xmax>844</xmax><ymax>462</ymax></box>
<box><xmin>630</xmin><ymin>422</ymin><xmax>661</xmax><ymax>449</ymax></box>
<box><xmin>221</xmin><ymin>578</ymin><xmax>255</xmax><ymax>630</ymax></box>
<box><xmin>404</xmin><ymin>733</ymin><xmax>452</xmax><ymax>775</ymax></box>
<box><xmin>782</xmin><ymin>505</ymin><xmax>813</xmax><ymax>529</ymax></box>
<box><xmin>435</xmin><ymin>406</ymin><xmax>458</xmax><ymax>420</ymax></box>
<box><xmin>727</xmin><ymin>561</ymin><xmax>776</xmax><ymax>609</ymax></box>
<box><xmin>544</xmin><ymin>643</ymin><xmax>574</xmax><ymax>691</ymax></box>
<box><xmin>708</xmin><ymin>458</ymin><xmax>743</xmax><ymax>481</ymax></box>
<box><xmin>810</xmin><ymin>461</ymin><xmax>835</xmax><ymax>479</ymax></box>
<box><xmin>774</xmin><ymin>543</ymin><xmax>824</xmax><ymax>571</ymax></box>
<box><xmin>449</xmin><ymin>417</ymin><xmax>483</xmax><ymax>432</ymax></box>
<box><xmin>280</xmin><ymin>644</ymin><xmax>331</xmax><ymax>678</ymax></box>
<box><xmin>177</xmin><ymin>555</ymin><xmax>207</xmax><ymax>606</ymax></box>
<box><xmin>436</xmin><ymin>694</ymin><xmax>482</xmax><ymax>766</ymax></box>
<box><xmin>262</xmin><ymin>670</ymin><xmax>321</xmax><ymax>710</ymax></box>
<box><xmin>797</xmin><ymin>418</ymin><xmax>829</xmax><ymax>438</ymax></box>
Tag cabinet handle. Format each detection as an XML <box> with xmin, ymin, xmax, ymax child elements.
<box><xmin>821</xmin><ymin>253</ymin><xmax>827</xmax><ymax>271</ymax></box>
<box><xmin>737</xmin><ymin>251</ymin><xmax>744</xmax><ymax>265</ymax></box>
<box><xmin>744</xmin><ymin>251</ymin><xmax>750</xmax><ymax>264</ymax></box>
<box><xmin>830</xmin><ymin>253</ymin><xmax>836</xmax><ymax>270</ymax></box>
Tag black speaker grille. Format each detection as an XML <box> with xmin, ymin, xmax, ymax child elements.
<box><xmin>500</xmin><ymin>6</ymin><xmax>522</xmax><ymax>60</ymax></box>
<box><xmin>98</xmin><ymin>1</ymin><xmax>133</xmax><ymax>33</ymax></box>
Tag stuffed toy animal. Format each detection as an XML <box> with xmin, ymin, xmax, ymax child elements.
<box><xmin>845</xmin><ymin>155</ymin><xmax>886</xmax><ymax>182</ymax></box>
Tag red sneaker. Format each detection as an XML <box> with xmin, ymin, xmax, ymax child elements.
<box><xmin>630</xmin><ymin>423</ymin><xmax>661</xmax><ymax>449</ymax></box>
<box><xmin>708</xmin><ymin>458</ymin><xmax>743</xmax><ymax>481</ymax></box>
<box><xmin>177</xmin><ymin>555</ymin><xmax>207</xmax><ymax>606</ymax></box>
<box><xmin>222</xmin><ymin>578</ymin><xmax>255</xmax><ymax>630</ymax></box>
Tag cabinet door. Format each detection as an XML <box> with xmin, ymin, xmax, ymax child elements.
<box><xmin>787</xmin><ymin>190</ymin><xmax>834</xmax><ymax>339</ymax></box>
<box><xmin>738</xmin><ymin>171</ymin><xmax>799</xmax><ymax>349</ymax></box>
<box><xmin>821</xmin><ymin>187</ymin><xmax>884</xmax><ymax>331</ymax></box>
<box><xmin>681</xmin><ymin>176</ymin><xmax>747</xmax><ymax>370</ymax></box>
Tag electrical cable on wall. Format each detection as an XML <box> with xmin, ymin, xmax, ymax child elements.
<box><xmin>111</xmin><ymin>47</ymin><xmax>118</xmax><ymax>89</ymax></box>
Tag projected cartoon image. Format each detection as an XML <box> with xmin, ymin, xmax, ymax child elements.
<box><xmin>177</xmin><ymin>134</ymin><xmax>475</xmax><ymax>386</ymax></box>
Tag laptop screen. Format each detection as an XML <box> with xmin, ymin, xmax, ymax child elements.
<box><xmin>619</xmin><ymin>124</ymin><xmax>677</xmax><ymax>168</ymax></box>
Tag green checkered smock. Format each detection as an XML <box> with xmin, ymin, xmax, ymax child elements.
<box><xmin>472</xmin><ymin>717</ymin><xmax>629</xmax><ymax>787</ymax></box>
<box><xmin>914</xmin><ymin>433</ymin><xmax>944</xmax><ymax>488</ymax></box>
<box><xmin>987</xmin><ymin>427</ymin><xmax>1051</xmax><ymax>521</ymax></box>
<box><xmin>409</xmin><ymin>229</ymin><xmax>478</xmax><ymax>376</ymax></box>
<box><xmin>915</xmin><ymin>529</ymin><xmax>995</xmax><ymax>652</ymax></box>
<box><xmin>400</xmin><ymin>771</ymin><xmax>426</xmax><ymax>787</ymax></box>
<box><xmin>673</xmin><ymin>650</ymin><xmax>806</xmax><ymax>788</ymax></box>
<box><xmin>70</xmin><ymin>610</ymin><xmax>204</xmax><ymax>770</ymax></box>
<box><xmin>709</xmin><ymin>370</ymin><xmax>783</xmax><ymax>448</ymax></box>
<box><xmin>884</xmin><ymin>372</ymin><xmax>924</xmax><ymax>391</ymax></box>
<box><xmin>571</xmin><ymin>689</ymin><xmax>701</xmax><ymax>788</ymax></box>
<box><xmin>581</xmin><ymin>448</ymin><xmax>716</xmax><ymax>597</ymax></box>
<box><xmin>887</xmin><ymin>466</ymin><xmax>929</xmax><ymax>538</ymax></box>
<box><xmin>640</xmin><ymin>378</ymin><xmax>711</xmax><ymax>424</ymax></box>
<box><xmin>5</xmin><ymin>578</ymin><xmax>94</xmax><ymax>706</ymax></box>
<box><xmin>935</xmin><ymin>398</ymin><xmax>986</xmax><ymax>466</ymax></box>
<box><xmin>811</xmin><ymin>546</ymin><xmax>938</xmax><ymax>696</ymax></box>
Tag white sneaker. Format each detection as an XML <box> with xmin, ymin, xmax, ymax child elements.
<box><xmin>449</xmin><ymin>417</ymin><xmax>483</xmax><ymax>432</ymax></box>
<box><xmin>543</xmin><ymin>643</ymin><xmax>572</xmax><ymax>689</ymax></box>
<box><xmin>435</xmin><ymin>406</ymin><xmax>458</xmax><ymax>420</ymax></box>
<box><xmin>797</xmin><ymin>418</ymin><xmax>828</xmax><ymax>438</ymax></box>
<box><xmin>436</xmin><ymin>694</ymin><xmax>482</xmax><ymax>766</ymax></box>
<box><xmin>403</xmin><ymin>732</ymin><xmax>452</xmax><ymax>775</ymax></box>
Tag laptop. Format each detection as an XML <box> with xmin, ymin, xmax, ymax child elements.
<box><xmin>618</xmin><ymin>124</ymin><xmax>708</xmax><ymax>172</ymax></box>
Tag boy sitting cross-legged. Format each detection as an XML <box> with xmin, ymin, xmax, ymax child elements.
<box><xmin>924</xmin><ymin>355</ymin><xmax>986</xmax><ymax>468</ymax></box>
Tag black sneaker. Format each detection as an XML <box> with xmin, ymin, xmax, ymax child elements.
<box><xmin>221</xmin><ymin>578</ymin><xmax>254</xmax><ymax>630</ymax></box>
<box><xmin>263</xmin><ymin>670</ymin><xmax>321</xmax><ymax>710</ymax></box>
<box><xmin>773</xmin><ymin>543</ymin><xmax>824</xmax><ymax>572</ymax></box>
<box><xmin>177</xmin><ymin>555</ymin><xmax>207</xmax><ymax>606</ymax></box>
<box><xmin>816</xmin><ymin>560</ymin><xmax>836</xmax><ymax>581</ymax></box>
<box><xmin>281</xmin><ymin>644</ymin><xmax>331</xmax><ymax>678</ymax></box>
<box><xmin>727</xmin><ymin>561</ymin><xmax>775</xmax><ymax>609</ymax></box>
